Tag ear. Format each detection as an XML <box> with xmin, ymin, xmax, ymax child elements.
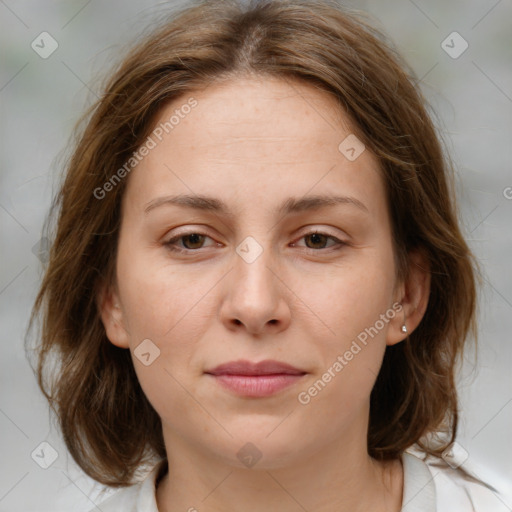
<box><xmin>97</xmin><ymin>280</ymin><xmax>130</xmax><ymax>349</ymax></box>
<box><xmin>386</xmin><ymin>249</ymin><xmax>431</xmax><ymax>346</ymax></box>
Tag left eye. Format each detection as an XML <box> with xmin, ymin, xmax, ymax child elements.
<box><xmin>163</xmin><ymin>231</ymin><xmax>345</xmax><ymax>253</ymax></box>
<box><xmin>292</xmin><ymin>231</ymin><xmax>345</xmax><ymax>250</ymax></box>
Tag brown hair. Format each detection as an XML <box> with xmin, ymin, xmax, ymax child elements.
<box><xmin>27</xmin><ymin>0</ymin><xmax>477</xmax><ymax>486</ymax></box>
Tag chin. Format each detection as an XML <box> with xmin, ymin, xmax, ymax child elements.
<box><xmin>215</xmin><ymin>424</ymin><xmax>308</xmax><ymax>469</ymax></box>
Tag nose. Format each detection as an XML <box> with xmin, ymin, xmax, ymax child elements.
<box><xmin>219</xmin><ymin>237</ymin><xmax>291</xmax><ymax>336</ymax></box>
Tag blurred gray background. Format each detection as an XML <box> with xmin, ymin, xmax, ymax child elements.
<box><xmin>0</xmin><ymin>0</ymin><xmax>511</xmax><ymax>510</ymax></box>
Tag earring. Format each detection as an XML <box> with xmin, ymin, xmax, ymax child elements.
<box><xmin>401</xmin><ymin>306</ymin><xmax>407</xmax><ymax>334</ymax></box>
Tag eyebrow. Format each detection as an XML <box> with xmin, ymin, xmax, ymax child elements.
<box><xmin>144</xmin><ymin>193</ymin><xmax>369</xmax><ymax>216</ymax></box>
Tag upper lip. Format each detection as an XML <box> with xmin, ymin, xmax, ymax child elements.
<box><xmin>205</xmin><ymin>359</ymin><xmax>306</xmax><ymax>376</ymax></box>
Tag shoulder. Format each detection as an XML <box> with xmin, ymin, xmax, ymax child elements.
<box><xmin>89</xmin><ymin>463</ymin><xmax>163</xmax><ymax>512</ymax></box>
<box><xmin>403</xmin><ymin>446</ymin><xmax>509</xmax><ymax>512</ymax></box>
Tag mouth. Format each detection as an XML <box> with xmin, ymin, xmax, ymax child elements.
<box><xmin>204</xmin><ymin>359</ymin><xmax>307</xmax><ymax>397</ymax></box>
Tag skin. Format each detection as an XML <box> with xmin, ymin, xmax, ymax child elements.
<box><xmin>98</xmin><ymin>76</ymin><xmax>430</xmax><ymax>512</ymax></box>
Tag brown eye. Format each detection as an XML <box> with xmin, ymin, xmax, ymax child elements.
<box><xmin>293</xmin><ymin>231</ymin><xmax>346</xmax><ymax>251</ymax></box>
<box><xmin>180</xmin><ymin>233</ymin><xmax>207</xmax><ymax>250</ymax></box>
<box><xmin>304</xmin><ymin>232</ymin><xmax>330</xmax><ymax>249</ymax></box>
<box><xmin>164</xmin><ymin>232</ymin><xmax>214</xmax><ymax>253</ymax></box>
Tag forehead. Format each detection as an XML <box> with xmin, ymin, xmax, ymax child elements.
<box><xmin>163</xmin><ymin>77</ymin><xmax>351</xmax><ymax>157</ymax></box>
<box><xmin>122</xmin><ymin>76</ymin><xmax>386</xmax><ymax>220</ymax></box>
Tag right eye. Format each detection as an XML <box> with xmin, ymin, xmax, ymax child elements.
<box><xmin>163</xmin><ymin>232</ymin><xmax>218</xmax><ymax>253</ymax></box>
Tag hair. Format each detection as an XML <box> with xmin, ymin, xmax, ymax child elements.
<box><xmin>27</xmin><ymin>0</ymin><xmax>478</xmax><ymax>487</ymax></box>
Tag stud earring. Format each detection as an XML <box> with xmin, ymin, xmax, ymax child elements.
<box><xmin>401</xmin><ymin>306</ymin><xmax>407</xmax><ymax>334</ymax></box>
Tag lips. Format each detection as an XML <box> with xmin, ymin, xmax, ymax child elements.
<box><xmin>205</xmin><ymin>359</ymin><xmax>306</xmax><ymax>376</ymax></box>
<box><xmin>205</xmin><ymin>359</ymin><xmax>307</xmax><ymax>397</ymax></box>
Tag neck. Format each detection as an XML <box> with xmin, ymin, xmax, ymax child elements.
<box><xmin>155</xmin><ymin>429</ymin><xmax>403</xmax><ymax>512</ymax></box>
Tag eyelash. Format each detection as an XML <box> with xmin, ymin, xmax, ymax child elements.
<box><xmin>163</xmin><ymin>230</ymin><xmax>347</xmax><ymax>254</ymax></box>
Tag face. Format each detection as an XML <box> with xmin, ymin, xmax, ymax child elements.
<box><xmin>100</xmin><ymin>77</ymin><xmax>418</xmax><ymax>469</ymax></box>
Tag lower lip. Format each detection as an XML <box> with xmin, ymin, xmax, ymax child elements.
<box><xmin>207</xmin><ymin>374</ymin><xmax>305</xmax><ymax>397</ymax></box>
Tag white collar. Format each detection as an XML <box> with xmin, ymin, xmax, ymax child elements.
<box><xmin>127</xmin><ymin>452</ymin><xmax>437</xmax><ymax>511</ymax></box>
<box><xmin>401</xmin><ymin>452</ymin><xmax>437</xmax><ymax>511</ymax></box>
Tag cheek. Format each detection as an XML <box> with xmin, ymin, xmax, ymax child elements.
<box><xmin>293</xmin><ymin>246</ymin><xmax>396</xmax><ymax>401</ymax></box>
<box><xmin>116</xmin><ymin>241</ymin><xmax>210</xmax><ymax>340</ymax></box>
<box><xmin>295</xmin><ymin>244</ymin><xmax>396</xmax><ymax>343</ymax></box>
<box><xmin>115</xmin><ymin>243</ymin><xmax>222</xmax><ymax>402</ymax></box>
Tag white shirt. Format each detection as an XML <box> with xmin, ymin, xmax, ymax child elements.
<box><xmin>93</xmin><ymin>449</ymin><xmax>507</xmax><ymax>511</ymax></box>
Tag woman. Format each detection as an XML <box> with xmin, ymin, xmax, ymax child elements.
<box><xmin>28</xmin><ymin>0</ymin><xmax>504</xmax><ymax>510</ymax></box>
